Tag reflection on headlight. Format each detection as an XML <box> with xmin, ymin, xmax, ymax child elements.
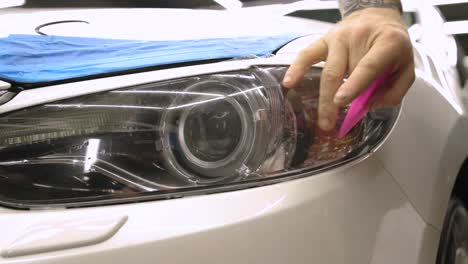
<box><xmin>0</xmin><ymin>66</ymin><xmax>399</xmax><ymax>209</ymax></box>
<box><xmin>45</xmin><ymin>104</ymin><xmax>165</xmax><ymax>110</ymax></box>
<box><xmin>45</xmin><ymin>86</ymin><xmax>264</xmax><ymax>111</ymax></box>
<box><xmin>83</xmin><ymin>138</ymin><xmax>100</xmax><ymax>173</ymax></box>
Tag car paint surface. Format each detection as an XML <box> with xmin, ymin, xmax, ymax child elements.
<box><xmin>0</xmin><ymin>154</ymin><xmax>439</xmax><ymax>264</ymax></box>
<box><xmin>0</xmin><ymin>4</ymin><xmax>466</xmax><ymax>264</ymax></box>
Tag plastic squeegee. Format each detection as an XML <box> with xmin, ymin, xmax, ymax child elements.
<box><xmin>338</xmin><ymin>70</ymin><xmax>392</xmax><ymax>138</ymax></box>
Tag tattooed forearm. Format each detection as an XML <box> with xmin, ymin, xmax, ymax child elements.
<box><xmin>338</xmin><ymin>0</ymin><xmax>403</xmax><ymax>17</ymax></box>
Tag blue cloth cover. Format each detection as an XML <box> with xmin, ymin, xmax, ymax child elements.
<box><xmin>0</xmin><ymin>34</ymin><xmax>299</xmax><ymax>84</ymax></box>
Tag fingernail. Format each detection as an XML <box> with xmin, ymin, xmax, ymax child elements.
<box><xmin>319</xmin><ymin>117</ymin><xmax>332</xmax><ymax>131</ymax></box>
<box><xmin>283</xmin><ymin>74</ymin><xmax>292</xmax><ymax>85</ymax></box>
<box><xmin>334</xmin><ymin>93</ymin><xmax>348</xmax><ymax>105</ymax></box>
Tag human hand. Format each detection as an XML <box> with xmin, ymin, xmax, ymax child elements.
<box><xmin>283</xmin><ymin>8</ymin><xmax>415</xmax><ymax>131</ymax></box>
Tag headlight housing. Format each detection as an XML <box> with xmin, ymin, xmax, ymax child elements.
<box><xmin>0</xmin><ymin>66</ymin><xmax>399</xmax><ymax>209</ymax></box>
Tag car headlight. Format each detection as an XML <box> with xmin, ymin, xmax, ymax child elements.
<box><xmin>0</xmin><ymin>66</ymin><xmax>399</xmax><ymax>209</ymax></box>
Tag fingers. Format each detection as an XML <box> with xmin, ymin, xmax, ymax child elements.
<box><xmin>370</xmin><ymin>63</ymin><xmax>415</xmax><ymax>109</ymax></box>
<box><xmin>318</xmin><ymin>39</ymin><xmax>348</xmax><ymax>130</ymax></box>
<box><xmin>333</xmin><ymin>43</ymin><xmax>399</xmax><ymax>106</ymax></box>
<box><xmin>284</xmin><ymin>21</ymin><xmax>413</xmax><ymax>131</ymax></box>
<box><xmin>283</xmin><ymin>38</ymin><xmax>328</xmax><ymax>89</ymax></box>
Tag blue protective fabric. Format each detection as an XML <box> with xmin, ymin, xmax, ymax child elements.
<box><xmin>0</xmin><ymin>34</ymin><xmax>299</xmax><ymax>84</ymax></box>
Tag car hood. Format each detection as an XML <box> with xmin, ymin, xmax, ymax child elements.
<box><xmin>0</xmin><ymin>7</ymin><xmax>332</xmax><ymax>40</ymax></box>
<box><xmin>0</xmin><ymin>7</ymin><xmax>332</xmax><ymax>85</ymax></box>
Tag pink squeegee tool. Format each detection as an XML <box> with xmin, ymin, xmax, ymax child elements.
<box><xmin>338</xmin><ymin>70</ymin><xmax>392</xmax><ymax>138</ymax></box>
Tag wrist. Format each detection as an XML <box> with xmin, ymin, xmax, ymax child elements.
<box><xmin>339</xmin><ymin>0</ymin><xmax>403</xmax><ymax>18</ymax></box>
<box><xmin>342</xmin><ymin>7</ymin><xmax>404</xmax><ymax>25</ymax></box>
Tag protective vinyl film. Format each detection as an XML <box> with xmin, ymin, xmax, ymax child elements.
<box><xmin>0</xmin><ymin>34</ymin><xmax>299</xmax><ymax>84</ymax></box>
<box><xmin>0</xmin><ymin>66</ymin><xmax>399</xmax><ymax>209</ymax></box>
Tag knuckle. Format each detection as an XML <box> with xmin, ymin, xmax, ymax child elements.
<box><xmin>298</xmin><ymin>46</ymin><xmax>310</xmax><ymax>57</ymax></box>
<box><xmin>317</xmin><ymin>37</ymin><xmax>328</xmax><ymax>46</ymax></box>
<box><xmin>298</xmin><ymin>50</ymin><xmax>320</xmax><ymax>63</ymax></box>
<box><xmin>321</xmin><ymin>69</ymin><xmax>342</xmax><ymax>84</ymax></box>
<box><xmin>357</xmin><ymin>60</ymin><xmax>379</xmax><ymax>75</ymax></box>
<box><xmin>334</xmin><ymin>35</ymin><xmax>348</xmax><ymax>46</ymax></box>
<box><xmin>332</xmin><ymin>27</ymin><xmax>348</xmax><ymax>38</ymax></box>
<box><xmin>352</xmin><ymin>24</ymin><xmax>372</xmax><ymax>39</ymax></box>
<box><xmin>329</xmin><ymin>25</ymin><xmax>344</xmax><ymax>35</ymax></box>
<box><xmin>320</xmin><ymin>92</ymin><xmax>334</xmax><ymax>103</ymax></box>
<box><xmin>384</xmin><ymin>28</ymin><xmax>410</xmax><ymax>46</ymax></box>
<box><xmin>297</xmin><ymin>48</ymin><xmax>311</xmax><ymax>60</ymax></box>
<box><xmin>318</xmin><ymin>103</ymin><xmax>336</xmax><ymax>117</ymax></box>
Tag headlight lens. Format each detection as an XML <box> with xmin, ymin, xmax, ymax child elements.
<box><xmin>182</xmin><ymin>99</ymin><xmax>243</xmax><ymax>162</ymax></box>
<box><xmin>0</xmin><ymin>66</ymin><xmax>399</xmax><ymax>209</ymax></box>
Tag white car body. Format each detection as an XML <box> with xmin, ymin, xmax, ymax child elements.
<box><xmin>0</xmin><ymin>2</ymin><xmax>467</xmax><ymax>264</ymax></box>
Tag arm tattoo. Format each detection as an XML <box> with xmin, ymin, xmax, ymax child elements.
<box><xmin>338</xmin><ymin>0</ymin><xmax>403</xmax><ymax>17</ymax></box>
